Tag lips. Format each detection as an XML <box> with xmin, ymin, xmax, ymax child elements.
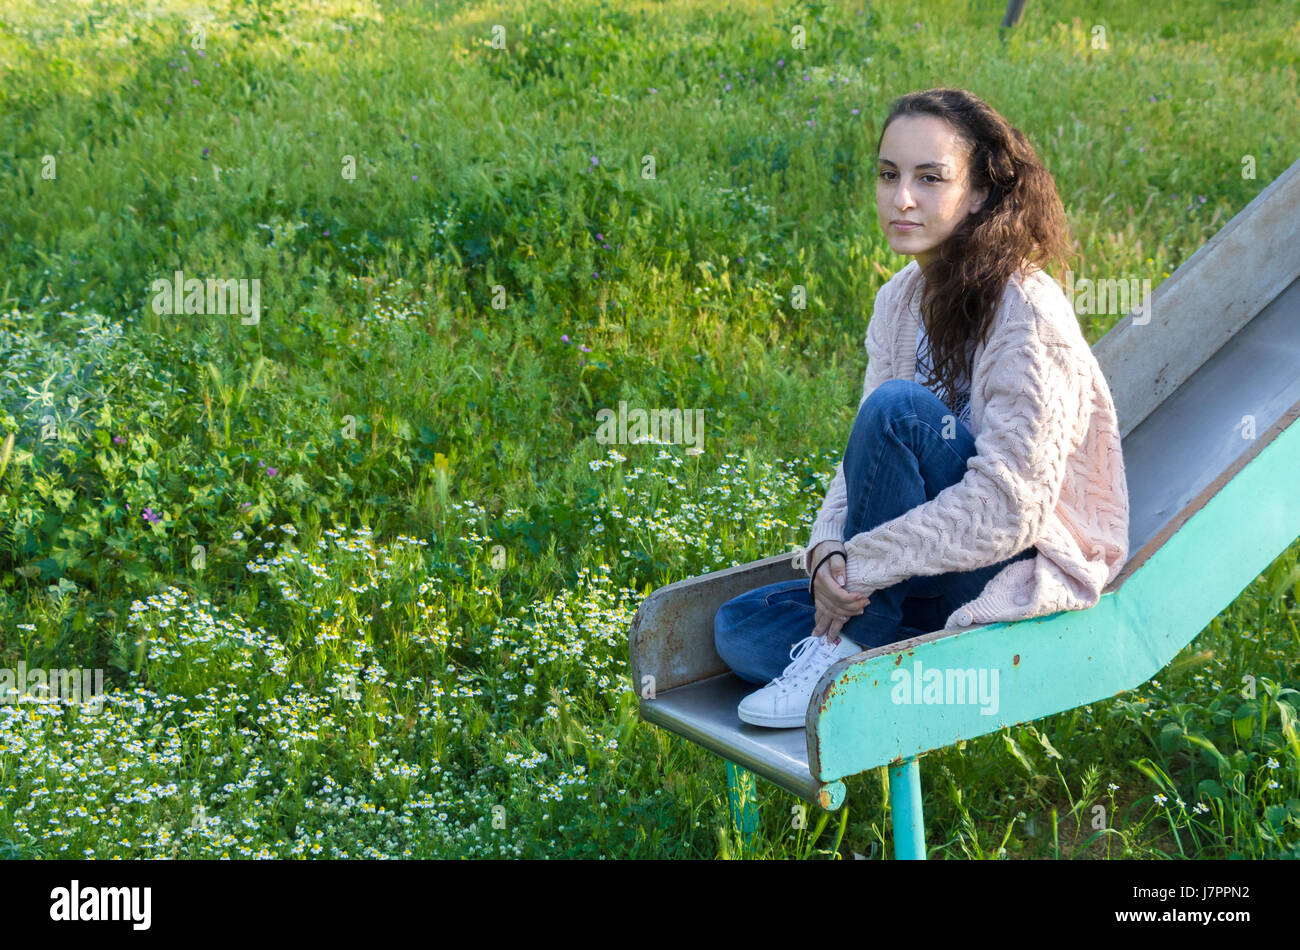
<box><xmin>891</xmin><ymin>221</ymin><xmax>921</xmax><ymax>229</ymax></box>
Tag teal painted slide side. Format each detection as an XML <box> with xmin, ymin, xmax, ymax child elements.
<box><xmin>809</xmin><ymin>402</ymin><xmax>1300</xmax><ymax>783</ymax></box>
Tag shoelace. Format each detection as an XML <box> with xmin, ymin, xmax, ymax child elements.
<box><xmin>768</xmin><ymin>635</ymin><xmax>836</xmax><ymax>694</ymax></box>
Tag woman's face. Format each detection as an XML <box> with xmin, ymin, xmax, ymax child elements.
<box><xmin>876</xmin><ymin>114</ymin><xmax>988</xmax><ymax>273</ymax></box>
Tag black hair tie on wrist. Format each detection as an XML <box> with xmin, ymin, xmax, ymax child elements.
<box><xmin>809</xmin><ymin>550</ymin><xmax>847</xmax><ymax>600</ymax></box>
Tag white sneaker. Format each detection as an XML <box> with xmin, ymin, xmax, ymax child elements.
<box><xmin>737</xmin><ymin>634</ymin><xmax>861</xmax><ymax>728</ymax></box>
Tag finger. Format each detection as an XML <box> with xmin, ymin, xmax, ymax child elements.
<box><xmin>828</xmin><ymin>575</ymin><xmax>869</xmax><ymax>603</ymax></box>
<box><xmin>818</xmin><ymin>575</ymin><xmax>868</xmax><ymax>603</ymax></box>
<box><xmin>823</xmin><ymin>590</ymin><xmax>870</xmax><ymax>614</ymax></box>
<box><xmin>818</xmin><ymin>597</ymin><xmax>858</xmax><ymax>621</ymax></box>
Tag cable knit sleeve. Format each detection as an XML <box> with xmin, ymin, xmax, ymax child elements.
<box><xmin>840</xmin><ymin>320</ymin><xmax>1082</xmax><ymax>594</ymax></box>
<box><xmin>791</xmin><ymin>280</ymin><xmax>896</xmax><ymax>576</ymax></box>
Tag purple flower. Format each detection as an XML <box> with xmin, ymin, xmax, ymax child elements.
<box><xmin>196</xmin><ymin>50</ymin><xmax>205</xmax><ymax>57</ymax></box>
<box><xmin>777</xmin><ymin>59</ymin><xmax>784</xmax><ymax>67</ymax></box>
<box><xmin>590</xmin><ymin>156</ymin><xmax>599</xmax><ymax>166</ymax></box>
<box><xmin>412</xmin><ymin>174</ymin><xmax>418</xmax><ymax>181</ymax></box>
<box><xmin>724</xmin><ymin>83</ymin><xmax>731</xmax><ymax>91</ymax></box>
<box><xmin>324</xmin><ymin>228</ymin><xmax>330</xmax><ymax>236</ymax></box>
<box><xmin>113</xmin><ymin>435</ymin><xmax>124</xmax><ymax>444</ymax></box>
<box><xmin>142</xmin><ymin>507</ymin><xmax>160</xmax><ymax>524</ymax></box>
<box><xmin>851</xmin><ymin>108</ymin><xmax>859</xmax><ymax>115</ymax></box>
<box><xmin>561</xmin><ymin>334</ymin><xmax>570</xmax><ymax>343</ymax></box>
<box><xmin>192</xmin><ymin>79</ymin><xmax>199</xmax><ymax>86</ymax></box>
<box><xmin>596</xmin><ymin>232</ymin><xmax>603</xmax><ymax>241</ymax></box>
<box><xmin>266</xmin><ymin>467</ymin><xmax>278</xmax><ymax>477</ymax></box>
<box><xmin>241</xmin><ymin>502</ymin><xmax>251</xmax><ymax>509</ymax></box>
<box><xmin>202</xmin><ymin>147</ymin><xmax>210</xmax><ymax>156</ymax></box>
<box><xmin>578</xmin><ymin>344</ymin><xmax>591</xmax><ymax>352</ymax></box>
<box><xmin>649</xmin><ymin>87</ymin><xmax>657</xmax><ymax>94</ymax></box>
<box><xmin>1149</xmin><ymin>94</ymin><xmax>1157</xmax><ymax>103</ymax></box>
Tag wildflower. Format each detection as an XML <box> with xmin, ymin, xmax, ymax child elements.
<box><xmin>113</xmin><ymin>435</ymin><xmax>124</xmax><ymax>444</ymax></box>
<box><xmin>1153</xmin><ymin>793</ymin><xmax>1167</xmax><ymax>806</ymax></box>
<box><xmin>1265</xmin><ymin>757</ymin><xmax>1280</xmax><ymax>769</ymax></box>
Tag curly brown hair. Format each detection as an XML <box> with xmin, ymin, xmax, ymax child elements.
<box><xmin>877</xmin><ymin>88</ymin><xmax>1075</xmax><ymax>411</ymax></box>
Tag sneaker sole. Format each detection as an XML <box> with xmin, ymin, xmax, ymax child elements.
<box><xmin>737</xmin><ymin>706</ymin><xmax>806</xmax><ymax>729</ymax></box>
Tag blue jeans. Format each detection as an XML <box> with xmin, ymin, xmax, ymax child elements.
<box><xmin>714</xmin><ymin>379</ymin><xmax>1037</xmax><ymax>685</ymax></box>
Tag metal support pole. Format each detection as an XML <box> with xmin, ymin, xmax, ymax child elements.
<box><xmin>725</xmin><ymin>760</ymin><xmax>759</xmax><ymax>851</ymax></box>
<box><xmin>888</xmin><ymin>756</ymin><xmax>926</xmax><ymax>859</ymax></box>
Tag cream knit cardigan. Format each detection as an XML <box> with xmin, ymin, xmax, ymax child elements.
<box><xmin>790</xmin><ymin>260</ymin><xmax>1130</xmax><ymax>631</ymax></box>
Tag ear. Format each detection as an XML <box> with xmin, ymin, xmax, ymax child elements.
<box><xmin>969</xmin><ymin>186</ymin><xmax>989</xmax><ymax>214</ymax></box>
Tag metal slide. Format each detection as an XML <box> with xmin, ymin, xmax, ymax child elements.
<box><xmin>627</xmin><ymin>157</ymin><xmax>1300</xmax><ymax>856</ymax></box>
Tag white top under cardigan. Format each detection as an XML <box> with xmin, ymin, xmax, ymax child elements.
<box><xmin>915</xmin><ymin>318</ymin><xmax>973</xmax><ymax>429</ymax></box>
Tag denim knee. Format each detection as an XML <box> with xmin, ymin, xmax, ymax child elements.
<box><xmin>856</xmin><ymin>378</ymin><xmax>929</xmax><ymax>430</ymax></box>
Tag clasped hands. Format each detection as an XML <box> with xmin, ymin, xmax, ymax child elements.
<box><xmin>809</xmin><ymin>540</ymin><xmax>872</xmax><ymax>639</ymax></box>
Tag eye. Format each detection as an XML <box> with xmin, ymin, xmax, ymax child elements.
<box><xmin>878</xmin><ymin>171</ymin><xmax>942</xmax><ymax>183</ymax></box>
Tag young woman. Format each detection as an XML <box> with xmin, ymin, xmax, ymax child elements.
<box><xmin>714</xmin><ymin>88</ymin><xmax>1130</xmax><ymax>728</ymax></box>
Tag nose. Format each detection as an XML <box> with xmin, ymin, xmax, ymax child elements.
<box><xmin>891</xmin><ymin>179</ymin><xmax>915</xmax><ymax>212</ymax></box>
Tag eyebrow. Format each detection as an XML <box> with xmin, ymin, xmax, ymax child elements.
<box><xmin>877</xmin><ymin>158</ymin><xmax>951</xmax><ymax>172</ymax></box>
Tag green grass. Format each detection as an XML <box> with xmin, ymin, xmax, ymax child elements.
<box><xmin>0</xmin><ymin>0</ymin><xmax>1298</xmax><ymax>858</ymax></box>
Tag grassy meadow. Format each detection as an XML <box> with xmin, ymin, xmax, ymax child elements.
<box><xmin>1</xmin><ymin>0</ymin><xmax>1299</xmax><ymax>858</ymax></box>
